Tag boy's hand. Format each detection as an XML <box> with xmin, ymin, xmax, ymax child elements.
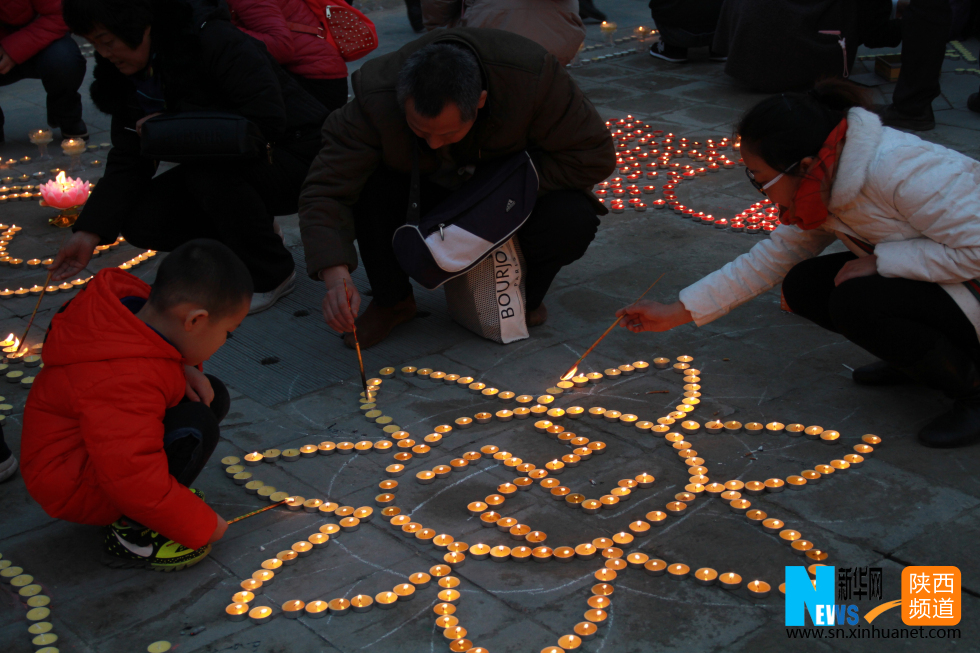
<box><xmin>184</xmin><ymin>365</ymin><xmax>214</xmax><ymax>405</ymax></box>
<box><xmin>208</xmin><ymin>514</ymin><xmax>228</xmax><ymax>544</ymax></box>
<box><xmin>0</xmin><ymin>45</ymin><xmax>15</xmax><ymax>75</ymax></box>
<box><xmin>616</xmin><ymin>300</ymin><xmax>693</xmax><ymax>333</ymax></box>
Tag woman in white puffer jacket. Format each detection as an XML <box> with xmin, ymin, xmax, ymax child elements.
<box><xmin>617</xmin><ymin>81</ymin><xmax>980</xmax><ymax>449</ymax></box>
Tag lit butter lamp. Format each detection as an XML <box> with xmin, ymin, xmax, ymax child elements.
<box><xmin>39</xmin><ymin>171</ymin><xmax>91</xmax><ymax>228</ymax></box>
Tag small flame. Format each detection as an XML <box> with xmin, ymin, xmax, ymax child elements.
<box><xmin>56</xmin><ymin>170</ymin><xmax>67</xmax><ymax>188</ymax></box>
<box><xmin>560</xmin><ymin>366</ymin><xmax>578</xmax><ymax>382</ymax></box>
<box><xmin>0</xmin><ymin>333</ymin><xmax>14</xmax><ymax>347</ymax></box>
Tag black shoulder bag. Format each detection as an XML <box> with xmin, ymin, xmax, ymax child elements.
<box><xmin>392</xmin><ymin>143</ymin><xmax>540</xmax><ymax>290</ymax></box>
<box><xmin>139</xmin><ymin>111</ymin><xmax>268</xmax><ymax>163</ymax></box>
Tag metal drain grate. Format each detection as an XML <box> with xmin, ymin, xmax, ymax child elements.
<box><xmin>206</xmin><ymin>247</ymin><xmax>472</xmax><ymax>406</ymax></box>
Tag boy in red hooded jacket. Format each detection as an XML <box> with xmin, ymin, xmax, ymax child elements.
<box><xmin>22</xmin><ymin>239</ymin><xmax>252</xmax><ymax>571</ymax></box>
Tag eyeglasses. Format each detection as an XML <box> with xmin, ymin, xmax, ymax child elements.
<box><xmin>745</xmin><ymin>162</ymin><xmax>799</xmax><ymax>195</ymax></box>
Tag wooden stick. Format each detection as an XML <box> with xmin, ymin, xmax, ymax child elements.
<box><xmin>560</xmin><ymin>273</ymin><xmax>666</xmax><ymax>380</ymax></box>
<box><xmin>342</xmin><ymin>278</ymin><xmax>369</xmax><ymax>396</ymax></box>
<box><xmin>20</xmin><ymin>231</ymin><xmax>73</xmax><ymax>350</ymax></box>
<box><xmin>227</xmin><ymin>500</ymin><xmax>287</xmax><ymax>525</ymax></box>
<box><xmin>19</xmin><ymin>269</ymin><xmax>54</xmax><ymax>350</ymax></box>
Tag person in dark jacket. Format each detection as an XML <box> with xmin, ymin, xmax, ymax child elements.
<box><xmin>0</xmin><ymin>0</ymin><xmax>87</xmax><ymax>141</ymax></box>
<box><xmin>299</xmin><ymin>29</ymin><xmax>615</xmax><ymax>349</ymax></box>
<box><xmin>648</xmin><ymin>0</ymin><xmax>725</xmax><ymax>63</ymax></box>
<box><xmin>50</xmin><ymin>0</ymin><xmax>329</xmax><ymax>313</ymax></box>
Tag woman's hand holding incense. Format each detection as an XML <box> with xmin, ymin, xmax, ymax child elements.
<box><xmin>617</xmin><ymin>300</ymin><xmax>693</xmax><ymax>333</ymax></box>
<box><xmin>834</xmin><ymin>255</ymin><xmax>878</xmax><ymax>286</ymax></box>
<box><xmin>184</xmin><ymin>365</ymin><xmax>214</xmax><ymax>405</ymax></box>
<box><xmin>49</xmin><ymin>231</ymin><xmax>100</xmax><ymax>281</ymax></box>
<box><xmin>320</xmin><ymin>265</ymin><xmax>359</xmax><ymax>333</ymax></box>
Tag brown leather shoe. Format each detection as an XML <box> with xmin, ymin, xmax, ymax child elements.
<box><xmin>344</xmin><ymin>294</ymin><xmax>417</xmax><ymax>349</ymax></box>
<box><xmin>527</xmin><ymin>303</ymin><xmax>548</xmax><ymax>328</ymax></box>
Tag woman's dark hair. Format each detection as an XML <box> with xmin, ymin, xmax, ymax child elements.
<box><xmin>63</xmin><ymin>0</ymin><xmax>152</xmax><ymax>49</ymax></box>
<box><xmin>737</xmin><ymin>79</ymin><xmax>870</xmax><ymax>174</ymax></box>
<box><xmin>396</xmin><ymin>43</ymin><xmax>483</xmax><ymax>121</ymax></box>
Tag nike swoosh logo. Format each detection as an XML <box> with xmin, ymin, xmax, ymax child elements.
<box><xmin>115</xmin><ymin>532</ymin><xmax>154</xmax><ymax>557</ymax></box>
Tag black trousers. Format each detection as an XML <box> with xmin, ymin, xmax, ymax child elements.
<box><xmin>782</xmin><ymin>252</ymin><xmax>980</xmax><ymax>364</ymax></box>
<box><xmin>163</xmin><ymin>374</ymin><xmax>229</xmax><ymax>487</ymax></box>
<box><xmin>0</xmin><ymin>422</ymin><xmax>10</xmax><ymax>462</ymax></box>
<box><xmin>289</xmin><ymin>74</ymin><xmax>349</xmax><ymax>112</ymax></box>
<box><xmin>120</xmin><ymin>142</ymin><xmax>316</xmax><ymax>292</ymax></box>
<box><xmin>649</xmin><ymin>0</ymin><xmax>725</xmax><ymax>49</ymax></box>
<box><xmin>353</xmin><ymin>166</ymin><xmax>601</xmax><ymax>311</ymax></box>
<box><xmin>0</xmin><ymin>34</ymin><xmax>86</xmax><ymax>132</ymax></box>
<box><xmin>892</xmin><ymin>0</ymin><xmax>952</xmax><ymax>115</ymax></box>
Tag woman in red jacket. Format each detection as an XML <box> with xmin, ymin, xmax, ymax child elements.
<box><xmin>0</xmin><ymin>0</ymin><xmax>87</xmax><ymax>141</ymax></box>
<box><xmin>228</xmin><ymin>0</ymin><xmax>349</xmax><ymax>111</ymax></box>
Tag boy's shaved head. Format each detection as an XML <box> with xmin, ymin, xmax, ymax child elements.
<box><xmin>149</xmin><ymin>239</ymin><xmax>253</xmax><ymax>318</ymax></box>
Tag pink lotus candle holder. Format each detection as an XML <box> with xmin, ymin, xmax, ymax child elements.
<box><xmin>40</xmin><ymin>172</ymin><xmax>91</xmax><ymax>228</ymax></box>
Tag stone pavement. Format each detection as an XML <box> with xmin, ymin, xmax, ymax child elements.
<box><xmin>2</xmin><ymin>2</ymin><xmax>980</xmax><ymax>652</ymax></box>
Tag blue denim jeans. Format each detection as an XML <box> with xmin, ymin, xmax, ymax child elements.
<box><xmin>0</xmin><ymin>33</ymin><xmax>86</xmax><ymax>132</ymax></box>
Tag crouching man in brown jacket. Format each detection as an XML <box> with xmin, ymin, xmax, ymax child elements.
<box><xmin>299</xmin><ymin>28</ymin><xmax>615</xmax><ymax>348</ymax></box>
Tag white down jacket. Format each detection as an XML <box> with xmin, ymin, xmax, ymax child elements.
<box><xmin>678</xmin><ymin>107</ymin><xmax>980</xmax><ymax>339</ymax></box>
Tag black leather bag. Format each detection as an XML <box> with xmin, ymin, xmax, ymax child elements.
<box><xmin>139</xmin><ymin>111</ymin><xmax>267</xmax><ymax>163</ymax></box>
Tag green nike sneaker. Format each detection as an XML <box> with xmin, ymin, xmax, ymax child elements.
<box><xmin>103</xmin><ymin>521</ymin><xmax>211</xmax><ymax>572</ymax></box>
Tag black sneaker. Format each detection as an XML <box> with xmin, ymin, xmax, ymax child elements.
<box><xmin>60</xmin><ymin>120</ymin><xmax>89</xmax><ymax>141</ymax></box>
<box><xmin>709</xmin><ymin>49</ymin><xmax>728</xmax><ymax>62</ymax></box>
<box><xmin>579</xmin><ymin>0</ymin><xmax>606</xmax><ymax>23</ymax></box>
<box><xmin>852</xmin><ymin>361</ymin><xmax>913</xmax><ymax>386</ymax></box>
<box><xmin>968</xmin><ymin>92</ymin><xmax>980</xmax><ymax>114</ymax></box>
<box><xmin>649</xmin><ymin>41</ymin><xmax>688</xmax><ymax>63</ymax></box>
<box><xmin>0</xmin><ymin>453</ymin><xmax>17</xmax><ymax>483</ymax></box>
<box><xmin>103</xmin><ymin>520</ymin><xmax>211</xmax><ymax>571</ymax></box>
<box><xmin>876</xmin><ymin>103</ymin><xmax>935</xmax><ymax>131</ymax></box>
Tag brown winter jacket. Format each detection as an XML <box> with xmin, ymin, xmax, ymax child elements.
<box><xmin>298</xmin><ymin>27</ymin><xmax>615</xmax><ymax>278</ymax></box>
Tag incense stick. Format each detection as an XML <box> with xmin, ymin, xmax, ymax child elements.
<box><xmin>227</xmin><ymin>500</ymin><xmax>287</xmax><ymax>525</ymax></box>
<box><xmin>19</xmin><ymin>231</ymin><xmax>73</xmax><ymax>350</ymax></box>
<box><xmin>19</xmin><ymin>269</ymin><xmax>54</xmax><ymax>350</ymax></box>
<box><xmin>342</xmin><ymin>278</ymin><xmax>369</xmax><ymax>396</ymax></box>
<box><xmin>561</xmin><ymin>273</ymin><xmax>666</xmax><ymax>380</ymax></box>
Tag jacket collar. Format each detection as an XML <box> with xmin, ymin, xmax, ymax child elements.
<box><xmin>828</xmin><ymin>107</ymin><xmax>884</xmax><ymax>210</ymax></box>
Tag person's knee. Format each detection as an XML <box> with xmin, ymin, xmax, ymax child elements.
<box><xmin>35</xmin><ymin>37</ymin><xmax>86</xmax><ymax>86</ymax></box>
<box><xmin>780</xmin><ymin>259</ymin><xmax>814</xmax><ymax>313</ymax></box>
<box><xmin>540</xmin><ymin>192</ymin><xmax>599</xmax><ymax>263</ymax></box>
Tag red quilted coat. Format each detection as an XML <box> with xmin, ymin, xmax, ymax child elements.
<box><xmin>0</xmin><ymin>0</ymin><xmax>69</xmax><ymax>64</ymax></box>
<box><xmin>228</xmin><ymin>0</ymin><xmax>347</xmax><ymax>80</ymax></box>
<box><xmin>21</xmin><ymin>268</ymin><xmax>216</xmax><ymax>550</ymax></box>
